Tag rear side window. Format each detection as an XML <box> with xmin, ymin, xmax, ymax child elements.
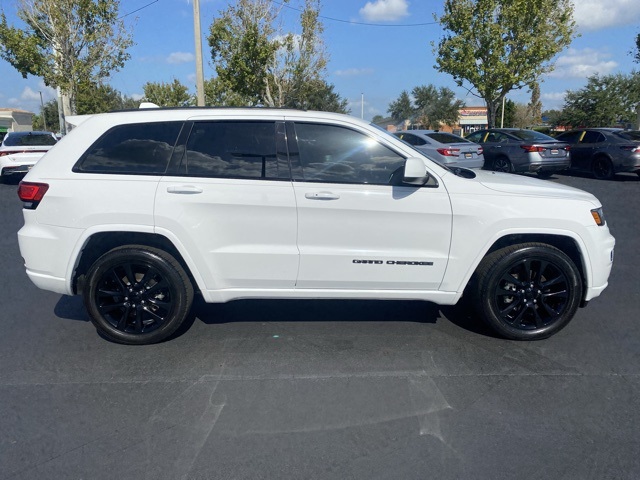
<box><xmin>556</xmin><ymin>131</ymin><xmax>582</xmax><ymax>143</ymax></box>
<box><xmin>183</xmin><ymin>121</ymin><xmax>284</xmax><ymax>179</ymax></box>
<box><xmin>581</xmin><ymin>131</ymin><xmax>605</xmax><ymax>143</ymax></box>
<box><xmin>75</xmin><ymin>122</ymin><xmax>182</xmax><ymax>174</ymax></box>
<box><xmin>616</xmin><ymin>131</ymin><xmax>640</xmax><ymax>141</ymax></box>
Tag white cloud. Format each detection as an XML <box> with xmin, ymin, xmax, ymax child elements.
<box><xmin>166</xmin><ymin>52</ymin><xmax>195</xmax><ymax>64</ymax></box>
<box><xmin>131</xmin><ymin>93</ymin><xmax>144</xmax><ymax>101</ymax></box>
<box><xmin>573</xmin><ymin>0</ymin><xmax>640</xmax><ymax>31</ymax></box>
<box><xmin>541</xmin><ymin>92</ymin><xmax>566</xmax><ymax>102</ymax></box>
<box><xmin>547</xmin><ymin>48</ymin><xmax>618</xmax><ymax>79</ymax></box>
<box><xmin>359</xmin><ymin>0</ymin><xmax>409</xmax><ymax>22</ymax></box>
<box><xmin>335</xmin><ymin>68</ymin><xmax>374</xmax><ymax>77</ymax></box>
<box><xmin>20</xmin><ymin>87</ymin><xmax>42</xmax><ymax>102</ymax></box>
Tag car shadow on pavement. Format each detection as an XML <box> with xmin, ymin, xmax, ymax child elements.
<box><xmin>53</xmin><ymin>294</ymin><xmax>499</xmax><ymax>340</ymax></box>
<box><xmin>555</xmin><ymin>170</ymin><xmax>640</xmax><ymax>182</ymax></box>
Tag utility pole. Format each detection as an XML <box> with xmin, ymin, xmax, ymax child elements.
<box><xmin>500</xmin><ymin>95</ymin><xmax>505</xmax><ymax>128</ymax></box>
<box><xmin>193</xmin><ymin>0</ymin><xmax>206</xmax><ymax>106</ymax></box>
<box><xmin>39</xmin><ymin>91</ymin><xmax>47</xmax><ymax>131</ymax></box>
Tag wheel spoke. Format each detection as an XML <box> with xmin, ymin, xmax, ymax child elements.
<box><xmin>533</xmin><ymin>307</ymin><xmax>544</xmax><ymax>328</ymax></box>
<box><xmin>532</xmin><ymin>261</ymin><xmax>548</xmax><ymax>284</ymax></box>
<box><xmin>500</xmin><ymin>298</ymin><xmax>523</xmax><ymax>316</ymax></box>
<box><xmin>117</xmin><ymin>305</ymin><xmax>132</xmax><ymax>330</ymax></box>
<box><xmin>542</xmin><ymin>289</ymin><xmax>568</xmax><ymax>300</ymax></box>
<box><xmin>500</xmin><ymin>272</ymin><xmax>525</xmax><ymax>288</ymax></box>
<box><xmin>541</xmin><ymin>275</ymin><xmax>564</xmax><ymax>289</ymax></box>
<box><xmin>124</xmin><ymin>264</ymin><xmax>136</xmax><ymax>287</ymax></box>
<box><xmin>145</xmin><ymin>279</ymin><xmax>169</xmax><ymax>295</ymax></box>
<box><xmin>134</xmin><ymin>309</ymin><xmax>143</xmax><ymax>333</ymax></box>
<box><xmin>98</xmin><ymin>302</ymin><xmax>126</xmax><ymax>313</ymax></box>
<box><xmin>139</xmin><ymin>267</ymin><xmax>159</xmax><ymax>287</ymax></box>
<box><xmin>110</xmin><ymin>269</ymin><xmax>127</xmax><ymax>291</ymax></box>
<box><xmin>539</xmin><ymin>299</ymin><xmax>559</xmax><ymax>318</ymax></box>
<box><xmin>510</xmin><ymin>303</ymin><xmax>529</xmax><ymax>326</ymax></box>
<box><xmin>144</xmin><ymin>307</ymin><xmax>165</xmax><ymax>322</ymax></box>
<box><xmin>97</xmin><ymin>288</ymin><xmax>123</xmax><ymax>298</ymax></box>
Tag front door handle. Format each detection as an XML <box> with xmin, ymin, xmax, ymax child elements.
<box><xmin>166</xmin><ymin>185</ymin><xmax>203</xmax><ymax>194</ymax></box>
<box><xmin>305</xmin><ymin>191</ymin><xmax>340</xmax><ymax>200</ymax></box>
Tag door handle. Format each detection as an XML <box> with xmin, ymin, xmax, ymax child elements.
<box><xmin>166</xmin><ymin>185</ymin><xmax>203</xmax><ymax>194</ymax></box>
<box><xmin>305</xmin><ymin>191</ymin><xmax>340</xmax><ymax>200</ymax></box>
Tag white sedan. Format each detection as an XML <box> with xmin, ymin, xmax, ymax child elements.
<box><xmin>0</xmin><ymin>131</ymin><xmax>57</xmax><ymax>182</ymax></box>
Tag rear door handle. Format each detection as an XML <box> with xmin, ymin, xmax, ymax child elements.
<box><xmin>166</xmin><ymin>185</ymin><xmax>203</xmax><ymax>194</ymax></box>
<box><xmin>305</xmin><ymin>191</ymin><xmax>340</xmax><ymax>200</ymax></box>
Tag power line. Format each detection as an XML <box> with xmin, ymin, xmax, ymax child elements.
<box><xmin>271</xmin><ymin>0</ymin><xmax>438</xmax><ymax>27</ymax></box>
<box><xmin>119</xmin><ymin>0</ymin><xmax>160</xmax><ymax>20</ymax></box>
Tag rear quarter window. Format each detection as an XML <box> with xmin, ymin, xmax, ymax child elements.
<box><xmin>74</xmin><ymin>122</ymin><xmax>183</xmax><ymax>174</ymax></box>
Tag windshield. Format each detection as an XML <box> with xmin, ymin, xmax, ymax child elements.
<box><xmin>4</xmin><ymin>132</ymin><xmax>57</xmax><ymax>147</ymax></box>
<box><xmin>426</xmin><ymin>132</ymin><xmax>472</xmax><ymax>144</ymax></box>
<box><xmin>508</xmin><ymin>130</ymin><xmax>556</xmax><ymax>142</ymax></box>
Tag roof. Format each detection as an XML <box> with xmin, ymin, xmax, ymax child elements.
<box><xmin>0</xmin><ymin>108</ymin><xmax>35</xmax><ymax>114</ymax></box>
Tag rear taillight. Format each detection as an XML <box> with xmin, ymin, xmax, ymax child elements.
<box><xmin>520</xmin><ymin>145</ymin><xmax>545</xmax><ymax>153</ymax></box>
<box><xmin>18</xmin><ymin>181</ymin><xmax>49</xmax><ymax>209</ymax></box>
<box><xmin>621</xmin><ymin>145</ymin><xmax>640</xmax><ymax>153</ymax></box>
<box><xmin>478</xmin><ymin>147</ymin><xmax>483</xmax><ymax>155</ymax></box>
<box><xmin>436</xmin><ymin>147</ymin><xmax>461</xmax><ymax>157</ymax></box>
<box><xmin>0</xmin><ymin>149</ymin><xmax>47</xmax><ymax>156</ymax></box>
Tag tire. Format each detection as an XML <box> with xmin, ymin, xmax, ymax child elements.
<box><xmin>471</xmin><ymin>243</ymin><xmax>582</xmax><ymax>340</ymax></box>
<box><xmin>592</xmin><ymin>156</ymin><xmax>614</xmax><ymax>180</ymax></box>
<box><xmin>492</xmin><ymin>156</ymin><xmax>512</xmax><ymax>173</ymax></box>
<box><xmin>83</xmin><ymin>245</ymin><xmax>194</xmax><ymax>345</ymax></box>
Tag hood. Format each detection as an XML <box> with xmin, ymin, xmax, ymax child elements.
<box><xmin>473</xmin><ymin>170</ymin><xmax>598</xmax><ymax>205</ymax></box>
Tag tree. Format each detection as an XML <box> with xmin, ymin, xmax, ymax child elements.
<box><xmin>560</xmin><ymin>72</ymin><xmax>640</xmax><ymax>127</ymax></box>
<box><xmin>542</xmin><ymin>109</ymin><xmax>563</xmax><ymax>128</ymax></box>
<box><xmin>32</xmin><ymin>99</ymin><xmax>58</xmax><ymax>131</ymax></box>
<box><xmin>371</xmin><ymin>115</ymin><xmax>385</xmax><ymax>124</ymax></box>
<box><xmin>142</xmin><ymin>79</ymin><xmax>193</xmax><ymax>107</ymax></box>
<box><xmin>435</xmin><ymin>0</ymin><xmax>576</xmax><ymax>128</ymax></box>
<box><xmin>0</xmin><ymin>0</ymin><xmax>133</xmax><ymax>121</ymax></box>
<box><xmin>412</xmin><ymin>84</ymin><xmax>462</xmax><ymax>128</ymax></box>
<box><xmin>496</xmin><ymin>98</ymin><xmax>516</xmax><ymax>127</ymax></box>
<box><xmin>634</xmin><ymin>33</ymin><xmax>640</xmax><ymax>63</ymax></box>
<box><xmin>286</xmin><ymin>79</ymin><xmax>349</xmax><ymax>113</ymax></box>
<box><xmin>207</xmin><ymin>0</ymin><xmax>335</xmax><ymax>109</ymax></box>
<box><xmin>388</xmin><ymin>90</ymin><xmax>414</xmax><ymax>123</ymax></box>
<box><xmin>76</xmin><ymin>82</ymin><xmax>139</xmax><ymax>114</ymax></box>
<box><xmin>512</xmin><ymin>102</ymin><xmax>533</xmax><ymax>128</ymax></box>
<box><xmin>388</xmin><ymin>85</ymin><xmax>462</xmax><ymax>128</ymax></box>
<box><xmin>528</xmin><ymin>82</ymin><xmax>542</xmax><ymax>125</ymax></box>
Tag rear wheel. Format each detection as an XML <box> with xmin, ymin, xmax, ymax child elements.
<box><xmin>492</xmin><ymin>156</ymin><xmax>512</xmax><ymax>173</ymax></box>
<box><xmin>83</xmin><ymin>245</ymin><xmax>194</xmax><ymax>345</ymax></box>
<box><xmin>592</xmin><ymin>156</ymin><xmax>614</xmax><ymax>180</ymax></box>
<box><xmin>472</xmin><ymin>243</ymin><xmax>582</xmax><ymax>340</ymax></box>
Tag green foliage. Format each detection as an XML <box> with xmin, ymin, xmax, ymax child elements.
<box><xmin>542</xmin><ymin>109</ymin><xmax>563</xmax><ymax>128</ymax></box>
<box><xmin>206</xmin><ymin>0</ymin><xmax>344</xmax><ymax>110</ymax></box>
<box><xmin>496</xmin><ymin>98</ymin><xmax>516</xmax><ymax>127</ymax></box>
<box><xmin>32</xmin><ymin>99</ymin><xmax>59</xmax><ymax>131</ymax></box>
<box><xmin>413</xmin><ymin>85</ymin><xmax>462</xmax><ymax>128</ymax></box>
<box><xmin>0</xmin><ymin>0</ymin><xmax>133</xmax><ymax>116</ymax></box>
<box><xmin>76</xmin><ymin>82</ymin><xmax>139</xmax><ymax>114</ymax></box>
<box><xmin>528</xmin><ymin>82</ymin><xmax>542</xmax><ymax>125</ymax></box>
<box><xmin>371</xmin><ymin>115</ymin><xmax>385</xmax><ymax>124</ymax></box>
<box><xmin>388</xmin><ymin>90</ymin><xmax>413</xmax><ymax>122</ymax></box>
<box><xmin>435</xmin><ymin>0</ymin><xmax>576</xmax><ymax>128</ymax></box>
<box><xmin>560</xmin><ymin>72</ymin><xmax>640</xmax><ymax>127</ymax></box>
<box><xmin>388</xmin><ymin>85</ymin><xmax>462</xmax><ymax>128</ymax></box>
<box><xmin>142</xmin><ymin>79</ymin><xmax>194</xmax><ymax>108</ymax></box>
<box><xmin>635</xmin><ymin>33</ymin><xmax>640</xmax><ymax>63</ymax></box>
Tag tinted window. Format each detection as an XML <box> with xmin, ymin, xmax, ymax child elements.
<box><xmin>397</xmin><ymin>133</ymin><xmax>426</xmax><ymax>146</ymax></box>
<box><xmin>486</xmin><ymin>132</ymin><xmax>510</xmax><ymax>143</ymax></box>
<box><xmin>465</xmin><ymin>131</ymin><xmax>483</xmax><ymax>143</ymax></box>
<box><xmin>76</xmin><ymin>122</ymin><xmax>182</xmax><ymax>174</ymax></box>
<box><xmin>184</xmin><ymin>121</ymin><xmax>282</xmax><ymax>179</ymax></box>
<box><xmin>556</xmin><ymin>131</ymin><xmax>583</xmax><ymax>143</ymax></box>
<box><xmin>4</xmin><ymin>132</ymin><xmax>57</xmax><ymax>146</ymax></box>
<box><xmin>581</xmin><ymin>131</ymin><xmax>605</xmax><ymax>143</ymax></box>
<box><xmin>294</xmin><ymin>123</ymin><xmax>405</xmax><ymax>185</ymax></box>
<box><xmin>508</xmin><ymin>130</ymin><xmax>555</xmax><ymax>141</ymax></box>
<box><xmin>426</xmin><ymin>132</ymin><xmax>471</xmax><ymax>144</ymax></box>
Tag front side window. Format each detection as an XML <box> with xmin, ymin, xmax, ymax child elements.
<box><xmin>556</xmin><ymin>131</ymin><xmax>583</xmax><ymax>144</ymax></box>
<box><xmin>76</xmin><ymin>122</ymin><xmax>182</xmax><ymax>174</ymax></box>
<box><xmin>465</xmin><ymin>131</ymin><xmax>484</xmax><ymax>143</ymax></box>
<box><xmin>184</xmin><ymin>121</ymin><xmax>283</xmax><ymax>179</ymax></box>
<box><xmin>581</xmin><ymin>131</ymin><xmax>605</xmax><ymax>143</ymax></box>
<box><xmin>293</xmin><ymin>123</ymin><xmax>405</xmax><ymax>185</ymax></box>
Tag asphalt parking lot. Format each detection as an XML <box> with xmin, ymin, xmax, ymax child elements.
<box><xmin>1</xmin><ymin>171</ymin><xmax>639</xmax><ymax>480</ymax></box>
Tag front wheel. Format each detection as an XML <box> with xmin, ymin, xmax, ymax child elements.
<box><xmin>472</xmin><ymin>243</ymin><xmax>582</xmax><ymax>340</ymax></box>
<box><xmin>83</xmin><ymin>245</ymin><xmax>194</xmax><ymax>345</ymax></box>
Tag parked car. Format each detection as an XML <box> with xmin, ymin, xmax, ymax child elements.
<box><xmin>17</xmin><ymin>108</ymin><xmax>614</xmax><ymax>344</ymax></box>
<box><xmin>554</xmin><ymin>128</ymin><xmax>640</xmax><ymax>180</ymax></box>
<box><xmin>0</xmin><ymin>131</ymin><xmax>58</xmax><ymax>182</ymax></box>
<box><xmin>394</xmin><ymin>130</ymin><xmax>484</xmax><ymax>169</ymax></box>
<box><xmin>465</xmin><ymin>128</ymin><xmax>571</xmax><ymax>177</ymax></box>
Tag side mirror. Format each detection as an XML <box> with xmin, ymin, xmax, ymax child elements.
<box><xmin>402</xmin><ymin>157</ymin><xmax>430</xmax><ymax>185</ymax></box>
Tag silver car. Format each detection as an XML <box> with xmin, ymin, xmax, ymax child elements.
<box><xmin>394</xmin><ymin>130</ymin><xmax>484</xmax><ymax>169</ymax></box>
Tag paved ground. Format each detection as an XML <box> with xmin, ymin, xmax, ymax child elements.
<box><xmin>1</xmin><ymin>172</ymin><xmax>639</xmax><ymax>480</ymax></box>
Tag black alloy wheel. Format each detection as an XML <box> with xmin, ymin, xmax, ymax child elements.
<box><xmin>592</xmin><ymin>156</ymin><xmax>614</xmax><ymax>180</ymax></box>
<box><xmin>492</xmin><ymin>157</ymin><xmax>512</xmax><ymax>173</ymax></box>
<box><xmin>83</xmin><ymin>245</ymin><xmax>194</xmax><ymax>345</ymax></box>
<box><xmin>472</xmin><ymin>243</ymin><xmax>582</xmax><ymax>340</ymax></box>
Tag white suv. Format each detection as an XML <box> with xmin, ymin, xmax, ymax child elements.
<box><xmin>17</xmin><ymin>108</ymin><xmax>615</xmax><ymax>344</ymax></box>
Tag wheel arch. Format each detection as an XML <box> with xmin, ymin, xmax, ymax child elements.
<box><xmin>71</xmin><ymin>231</ymin><xmax>202</xmax><ymax>295</ymax></box>
<box><xmin>464</xmin><ymin>233</ymin><xmax>589</xmax><ymax>304</ymax></box>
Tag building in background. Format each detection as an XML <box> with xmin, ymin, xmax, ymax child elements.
<box><xmin>374</xmin><ymin>106</ymin><xmax>488</xmax><ymax>137</ymax></box>
<box><xmin>0</xmin><ymin>108</ymin><xmax>35</xmax><ymax>140</ymax></box>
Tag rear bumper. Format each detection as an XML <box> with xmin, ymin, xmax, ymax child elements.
<box><xmin>528</xmin><ymin>159</ymin><xmax>571</xmax><ymax>173</ymax></box>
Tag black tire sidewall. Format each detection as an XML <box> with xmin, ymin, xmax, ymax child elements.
<box><xmin>83</xmin><ymin>246</ymin><xmax>193</xmax><ymax>345</ymax></box>
<box><xmin>476</xmin><ymin>245</ymin><xmax>582</xmax><ymax>340</ymax></box>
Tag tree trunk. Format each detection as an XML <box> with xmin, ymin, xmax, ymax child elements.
<box><xmin>486</xmin><ymin>99</ymin><xmax>498</xmax><ymax>129</ymax></box>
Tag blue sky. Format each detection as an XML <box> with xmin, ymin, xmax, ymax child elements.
<box><xmin>1</xmin><ymin>0</ymin><xmax>639</xmax><ymax>121</ymax></box>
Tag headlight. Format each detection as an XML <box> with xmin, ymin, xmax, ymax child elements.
<box><xmin>591</xmin><ymin>207</ymin><xmax>605</xmax><ymax>226</ymax></box>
